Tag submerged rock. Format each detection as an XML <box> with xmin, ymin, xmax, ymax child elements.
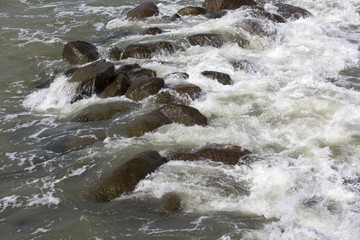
<box><xmin>242</xmin><ymin>6</ymin><xmax>286</xmax><ymax>23</ymax></box>
<box><xmin>108</xmin><ymin>47</ymin><xmax>123</xmax><ymax>61</ymax></box>
<box><xmin>187</xmin><ymin>33</ymin><xmax>227</xmax><ymax>48</ymax></box>
<box><xmin>274</xmin><ymin>3</ymin><xmax>312</xmax><ymax>20</ymax></box>
<box><xmin>201</xmin><ymin>71</ymin><xmax>232</xmax><ymax>85</ymax></box>
<box><xmin>161</xmin><ymin>192</ymin><xmax>183</xmax><ymax>212</ymax></box>
<box><xmin>100</xmin><ymin>74</ymin><xmax>131</xmax><ymax>98</ymax></box>
<box><xmin>240</xmin><ymin>18</ymin><xmax>277</xmax><ymax>38</ymax></box>
<box><xmin>178</xmin><ymin>6</ymin><xmax>209</xmax><ymax>16</ymax></box>
<box><xmin>156</xmin><ymin>83</ymin><xmax>203</xmax><ymax>105</ymax></box>
<box><xmin>123</xmin><ymin>41</ymin><xmax>176</xmax><ymax>59</ymax></box>
<box><xmin>231</xmin><ymin>59</ymin><xmax>259</xmax><ymax>73</ymax></box>
<box><xmin>69</xmin><ymin>60</ymin><xmax>115</xmax><ymax>99</ymax></box>
<box><xmin>125</xmin><ymin>77</ymin><xmax>164</xmax><ymax>101</ymax></box>
<box><xmin>126</xmin><ymin>2</ymin><xmax>159</xmax><ymax>19</ymax></box>
<box><xmin>164</xmin><ymin>72</ymin><xmax>190</xmax><ymax>80</ymax></box>
<box><xmin>62</xmin><ymin>41</ymin><xmax>99</xmax><ymax>65</ymax></box>
<box><xmin>142</xmin><ymin>27</ymin><xmax>163</xmax><ymax>35</ymax></box>
<box><xmin>202</xmin><ymin>0</ymin><xmax>257</xmax><ymax>12</ymax></box>
<box><xmin>91</xmin><ymin>150</ymin><xmax>167</xmax><ymax>202</ymax></box>
<box><xmin>167</xmin><ymin>144</ymin><xmax>252</xmax><ymax>165</ymax></box>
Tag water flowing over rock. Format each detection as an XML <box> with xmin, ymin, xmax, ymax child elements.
<box><xmin>202</xmin><ymin>0</ymin><xmax>257</xmax><ymax>13</ymax></box>
<box><xmin>177</xmin><ymin>6</ymin><xmax>209</xmax><ymax>16</ymax></box>
<box><xmin>62</xmin><ymin>41</ymin><xmax>99</xmax><ymax>65</ymax></box>
<box><xmin>126</xmin><ymin>2</ymin><xmax>159</xmax><ymax>19</ymax></box>
<box><xmin>68</xmin><ymin>60</ymin><xmax>115</xmax><ymax>99</ymax></box>
<box><xmin>108</xmin><ymin>47</ymin><xmax>123</xmax><ymax>61</ymax></box>
<box><xmin>167</xmin><ymin>144</ymin><xmax>252</xmax><ymax>165</ymax></box>
<box><xmin>231</xmin><ymin>59</ymin><xmax>259</xmax><ymax>73</ymax></box>
<box><xmin>142</xmin><ymin>27</ymin><xmax>163</xmax><ymax>35</ymax></box>
<box><xmin>274</xmin><ymin>3</ymin><xmax>312</xmax><ymax>20</ymax></box>
<box><xmin>156</xmin><ymin>83</ymin><xmax>203</xmax><ymax>105</ymax></box>
<box><xmin>91</xmin><ymin>150</ymin><xmax>167</xmax><ymax>202</ymax></box>
<box><xmin>100</xmin><ymin>74</ymin><xmax>131</xmax><ymax>98</ymax></box>
<box><xmin>161</xmin><ymin>192</ymin><xmax>183</xmax><ymax>212</ymax></box>
<box><xmin>164</xmin><ymin>72</ymin><xmax>190</xmax><ymax>80</ymax></box>
<box><xmin>123</xmin><ymin>41</ymin><xmax>176</xmax><ymax>59</ymax></box>
<box><xmin>240</xmin><ymin>18</ymin><xmax>277</xmax><ymax>38</ymax></box>
<box><xmin>242</xmin><ymin>6</ymin><xmax>286</xmax><ymax>23</ymax></box>
<box><xmin>201</xmin><ymin>71</ymin><xmax>232</xmax><ymax>85</ymax></box>
<box><xmin>125</xmin><ymin>77</ymin><xmax>164</xmax><ymax>101</ymax></box>
<box><xmin>187</xmin><ymin>33</ymin><xmax>227</xmax><ymax>48</ymax></box>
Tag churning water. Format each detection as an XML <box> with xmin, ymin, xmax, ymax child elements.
<box><xmin>1</xmin><ymin>0</ymin><xmax>360</xmax><ymax>239</ymax></box>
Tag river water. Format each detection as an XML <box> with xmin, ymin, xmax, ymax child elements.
<box><xmin>1</xmin><ymin>0</ymin><xmax>360</xmax><ymax>239</ymax></box>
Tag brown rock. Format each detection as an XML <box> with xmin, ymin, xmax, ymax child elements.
<box><xmin>162</xmin><ymin>192</ymin><xmax>182</xmax><ymax>212</ymax></box>
<box><xmin>127</xmin><ymin>68</ymin><xmax>157</xmax><ymax>80</ymax></box>
<box><xmin>203</xmin><ymin>0</ymin><xmax>257</xmax><ymax>13</ymax></box>
<box><xmin>240</xmin><ymin>18</ymin><xmax>277</xmax><ymax>37</ymax></box>
<box><xmin>171</xmin><ymin>83</ymin><xmax>202</xmax><ymax>101</ymax></box>
<box><xmin>178</xmin><ymin>6</ymin><xmax>209</xmax><ymax>16</ymax></box>
<box><xmin>170</xmin><ymin>13</ymin><xmax>181</xmax><ymax>21</ymax></box>
<box><xmin>157</xmin><ymin>104</ymin><xmax>208</xmax><ymax>126</ymax></box>
<box><xmin>168</xmin><ymin>144</ymin><xmax>252</xmax><ymax>165</ymax></box>
<box><xmin>274</xmin><ymin>3</ymin><xmax>312</xmax><ymax>20</ymax></box>
<box><xmin>201</xmin><ymin>71</ymin><xmax>232</xmax><ymax>85</ymax></box>
<box><xmin>91</xmin><ymin>150</ymin><xmax>167</xmax><ymax>202</ymax></box>
<box><xmin>155</xmin><ymin>91</ymin><xmax>178</xmax><ymax>104</ymax></box>
<box><xmin>62</xmin><ymin>41</ymin><xmax>99</xmax><ymax>65</ymax></box>
<box><xmin>100</xmin><ymin>74</ymin><xmax>131</xmax><ymax>98</ymax></box>
<box><xmin>123</xmin><ymin>41</ymin><xmax>176</xmax><ymax>59</ymax></box>
<box><xmin>187</xmin><ymin>33</ymin><xmax>227</xmax><ymax>48</ymax></box>
<box><xmin>126</xmin><ymin>2</ymin><xmax>159</xmax><ymax>19</ymax></box>
<box><xmin>109</xmin><ymin>47</ymin><xmax>123</xmax><ymax>61</ymax></box>
<box><xmin>125</xmin><ymin>77</ymin><xmax>164</xmax><ymax>101</ymax></box>
<box><xmin>142</xmin><ymin>27</ymin><xmax>163</xmax><ymax>35</ymax></box>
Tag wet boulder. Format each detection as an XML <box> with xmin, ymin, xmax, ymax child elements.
<box><xmin>91</xmin><ymin>150</ymin><xmax>167</xmax><ymax>202</ymax></box>
<box><xmin>157</xmin><ymin>104</ymin><xmax>208</xmax><ymax>126</ymax></box>
<box><xmin>126</xmin><ymin>68</ymin><xmax>157</xmax><ymax>80</ymax></box>
<box><xmin>206</xmin><ymin>10</ymin><xmax>228</xmax><ymax>19</ymax></box>
<box><xmin>202</xmin><ymin>0</ymin><xmax>257</xmax><ymax>12</ymax></box>
<box><xmin>187</xmin><ymin>33</ymin><xmax>227</xmax><ymax>48</ymax></box>
<box><xmin>123</xmin><ymin>41</ymin><xmax>176</xmax><ymax>59</ymax></box>
<box><xmin>108</xmin><ymin>47</ymin><xmax>123</xmax><ymax>61</ymax></box>
<box><xmin>240</xmin><ymin>18</ymin><xmax>277</xmax><ymax>38</ymax></box>
<box><xmin>69</xmin><ymin>60</ymin><xmax>115</xmax><ymax>98</ymax></box>
<box><xmin>161</xmin><ymin>192</ymin><xmax>183</xmax><ymax>212</ymax></box>
<box><xmin>167</xmin><ymin>144</ymin><xmax>252</xmax><ymax>165</ymax></box>
<box><xmin>178</xmin><ymin>6</ymin><xmax>209</xmax><ymax>16</ymax></box>
<box><xmin>155</xmin><ymin>92</ymin><xmax>178</xmax><ymax>104</ymax></box>
<box><xmin>170</xmin><ymin>13</ymin><xmax>181</xmax><ymax>21</ymax></box>
<box><xmin>126</xmin><ymin>2</ymin><xmax>159</xmax><ymax>19</ymax></box>
<box><xmin>171</xmin><ymin>83</ymin><xmax>202</xmax><ymax>101</ymax></box>
<box><xmin>274</xmin><ymin>3</ymin><xmax>312</xmax><ymax>20</ymax></box>
<box><xmin>164</xmin><ymin>72</ymin><xmax>190</xmax><ymax>80</ymax></box>
<box><xmin>142</xmin><ymin>27</ymin><xmax>163</xmax><ymax>35</ymax></box>
<box><xmin>125</xmin><ymin>77</ymin><xmax>164</xmax><ymax>101</ymax></box>
<box><xmin>62</xmin><ymin>41</ymin><xmax>99</xmax><ymax>65</ymax></box>
<box><xmin>100</xmin><ymin>74</ymin><xmax>131</xmax><ymax>98</ymax></box>
<box><xmin>71</xmin><ymin>102</ymin><xmax>131</xmax><ymax>122</ymax></box>
<box><xmin>201</xmin><ymin>71</ymin><xmax>232</xmax><ymax>85</ymax></box>
<box><xmin>242</xmin><ymin>6</ymin><xmax>286</xmax><ymax>23</ymax></box>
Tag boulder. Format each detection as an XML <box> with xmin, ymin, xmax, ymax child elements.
<box><xmin>201</xmin><ymin>71</ymin><xmax>232</xmax><ymax>85</ymax></box>
<box><xmin>171</xmin><ymin>83</ymin><xmax>202</xmax><ymax>101</ymax></box>
<box><xmin>126</xmin><ymin>2</ymin><xmax>159</xmax><ymax>19</ymax></box>
<box><xmin>123</xmin><ymin>41</ymin><xmax>176</xmax><ymax>59</ymax></box>
<box><xmin>142</xmin><ymin>27</ymin><xmax>163</xmax><ymax>35</ymax></box>
<box><xmin>242</xmin><ymin>6</ymin><xmax>286</xmax><ymax>23</ymax></box>
<box><xmin>71</xmin><ymin>102</ymin><xmax>131</xmax><ymax>122</ymax></box>
<box><xmin>164</xmin><ymin>72</ymin><xmax>190</xmax><ymax>80</ymax></box>
<box><xmin>161</xmin><ymin>192</ymin><xmax>182</xmax><ymax>212</ymax></box>
<box><xmin>187</xmin><ymin>33</ymin><xmax>227</xmax><ymax>48</ymax></box>
<box><xmin>69</xmin><ymin>60</ymin><xmax>115</xmax><ymax>98</ymax></box>
<box><xmin>231</xmin><ymin>59</ymin><xmax>259</xmax><ymax>73</ymax></box>
<box><xmin>170</xmin><ymin>13</ymin><xmax>181</xmax><ymax>21</ymax></box>
<box><xmin>274</xmin><ymin>3</ymin><xmax>312</xmax><ymax>20</ymax></box>
<box><xmin>178</xmin><ymin>6</ymin><xmax>209</xmax><ymax>16</ymax></box>
<box><xmin>206</xmin><ymin>10</ymin><xmax>228</xmax><ymax>19</ymax></box>
<box><xmin>100</xmin><ymin>74</ymin><xmax>131</xmax><ymax>98</ymax></box>
<box><xmin>125</xmin><ymin>77</ymin><xmax>164</xmax><ymax>101</ymax></box>
<box><xmin>202</xmin><ymin>0</ymin><xmax>257</xmax><ymax>13</ymax></box>
<box><xmin>109</xmin><ymin>47</ymin><xmax>123</xmax><ymax>61</ymax></box>
<box><xmin>117</xmin><ymin>63</ymin><xmax>141</xmax><ymax>72</ymax></box>
<box><xmin>240</xmin><ymin>18</ymin><xmax>277</xmax><ymax>37</ymax></box>
<box><xmin>157</xmin><ymin>104</ymin><xmax>208</xmax><ymax>126</ymax></box>
<box><xmin>155</xmin><ymin>92</ymin><xmax>178</xmax><ymax>104</ymax></box>
<box><xmin>167</xmin><ymin>144</ymin><xmax>252</xmax><ymax>165</ymax></box>
<box><xmin>92</xmin><ymin>150</ymin><xmax>167</xmax><ymax>202</ymax></box>
<box><xmin>126</xmin><ymin>68</ymin><xmax>157</xmax><ymax>80</ymax></box>
<box><xmin>122</xmin><ymin>112</ymin><xmax>171</xmax><ymax>137</ymax></box>
<box><xmin>62</xmin><ymin>41</ymin><xmax>99</xmax><ymax>65</ymax></box>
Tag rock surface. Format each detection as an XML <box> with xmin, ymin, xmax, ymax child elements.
<box><xmin>123</xmin><ymin>41</ymin><xmax>176</xmax><ymax>59</ymax></box>
<box><xmin>69</xmin><ymin>60</ymin><xmax>115</xmax><ymax>98</ymax></box>
<box><xmin>240</xmin><ymin>18</ymin><xmax>277</xmax><ymax>38</ymax></box>
<box><xmin>201</xmin><ymin>71</ymin><xmax>232</xmax><ymax>85</ymax></box>
<box><xmin>142</xmin><ymin>27</ymin><xmax>163</xmax><ymax>35</ymax></box>
<box><xmin>187</xmin><ymin>33</ymin><xmax>227</xmax><ymax>48</ymax></box>
<box><xmin>62</xmin><ymin>41</ymin><xmax>99</xmax><ymax>65</ymax></box>
<box><xmin>274</xmin><ymin>3</ymin><xmax>312</xmax><ymax>20</ymax></box>
<box><xmin>178</xmin><ymin>6</ymin><xmax>209</xmax><ymax>16</ymax></box>
<box><xmin>92</xmin><ymin>150</ymin><xmax>167</xmax><ymax>202</ymax></box>
<box><xmin>167</xmin><ymin>144</ymin><xmax>252</xmax><ymax>165</ymax></box>
<box><xmin>125</xmin><ymin>77</ymin><xmax>164</xmax><ymax>101</ymax></box>
<box><xmin>100</xmin><ymin>74</ymin><xmax>131</xmax><ymax>98</ymax></box>
<box><xmin>161</xmin><ymin>192</ymin><xmax>182</xmax><ymax>212</ymax></box>
<box><xmin>126</xmin><ymin>2</ymin><xmax>159</xmax><ymax>19</ymax></box>
<box><xmin>203</xmin><ymin>0</ymin><xmax>257</xmax><ymax>13</ymax></box>
<box><xmin>108</xmin><ymin>47</ymin><xmax>123</xmax><ymax>61</ymax></box>
<box><xmin>157</xmin><ymin>104</ymin><xmax>208</xmax><ymax>126</ymax></box>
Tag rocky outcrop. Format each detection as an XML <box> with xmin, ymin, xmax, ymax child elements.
<box><xmin>71</xmin><ymin>102</ymin><xmax>131</xmax><ymax>122</ymax></box>
<box><xmin>202</xmin><ymin>0</ymin><xmax>257</xmax><ymax>13</ymax></box>
<box><xmin>178</xmin><ymin>6</ymin><xmax>209</xmax><ymax>16</ymax></box>
<box><xmin>92</xmin><ymin>150</ymin><xmax>167</xmax><ymax>202</ymax></box>
<box><xmin>100</xmin><ymin>74</ymin><xmax>131</xmax><ymax>98</ymax></box>
<box><xmin>187</xmin><ymin>33</ymin><xmax>227</xmax><ymax>48</ymax></box>
<box><xmin>201</xmin><ymin>71</ymin><xmax>232</xmax><ymax>85</ymax></box>
<box><xmin>274</xmin><ymin>3</ymin><xmax>312</xmax><ymax>20</ymax></box>
<box><xmin>62</xmin><ymin>41</ymin><xmax>99</xmax><ymax>65</ymax></box>
<box><xmin>68</xmin><ymin>60</ymin><xmax>115</xmax><ymax>99</ymax></box>
<box><xmin>126</xmin><ymin>2</ymin><xmax>159</xmax><ymax>19</ymax></box>
<box><xmin>125</xmin><ymin>77</ymin><xmax>164</xmax><ymax>101</ymax></box>
<box><xmin>167</xmin><ymin>144</ymin><xmax>252</xmax><ymax>165</ymax></box>
<box><xmin>142</xmin><ymin>27</ymin><xmax>163</xmax><ymax>35</ymax></box>
<box><xmin>123</xmin><ymin>41</ymin><xmax>176</xmax><ymax>59</ymax></box>
<box><xmin>108</xmin><ymin>47</ymin><xmax>123</xmax><ymax>61</ymax></box>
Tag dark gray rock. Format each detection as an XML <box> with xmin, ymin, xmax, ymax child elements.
<box><xmin>157</xmin><ymin>104</ymin><xmax>208</xmax><ymax>126</ymax></box>
<box><xmin>178</xmin><ymin>6</ymin><xmax>209</xmax><ymax>16</ymax></box>
<box><xmin>126</xmin><ymin>2</ymin><xmax>159</xmax><ymax>19</ymax></box>
<box><xmin>274</xmin><ymin>3</ymin><xmax>312</xmax><ymax>20</ymax></box>
<box><xmin>203</xmin><ymin>0</ymin><xmax>257</xmax><ymax>13</ymax></box>
<box><xmin>109</xmin><ymin>47</ymin><xmax>123</xmax><ymax>61</ymax></box>
<box><xmin>62</xmin><ymin>41</ymin><xmax>99</xmax><ymax>65</ymax></box>
<box><xmin>187</xmin><ymin>33</ymin><xmax>227</xmax><ymax>48</ymax></box>
<box><xmin>125</xmin><ymin>77</ymin><xmax>164</xmax><ymax>101</ymax></box>
<box><xmin>240</xmin><ymin>18</ymin><xmax>277</xmax><ymax>37</ymax></box>
<box><xmin>123</xmin><ymin>41</ymin><xmax>176</xmax><ymax>59</ymax></box>
<box><xmin>142</xmin><ymin>27</ymin><xmax>163</xmax><ymax>35</ymax></box>
<box><xmin>201</xmin><ymin>71</ymin><xmax>232</xmax><ymax>85</ymax></box>
<box><xmin>100</xmin><ymin>74</ymin><xmax>131</xmax><ymax>98</ymax></box>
